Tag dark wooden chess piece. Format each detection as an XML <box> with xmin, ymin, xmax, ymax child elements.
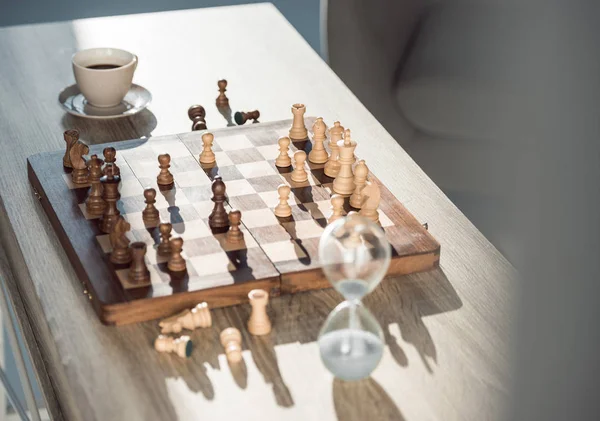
<box><xmin>100</xmin><ymin>174</ymin><xmax>121</xmax><ymax>234</ymax></box>
<box><xmin>103</xmin><ymin>147</ymin><xmax>120</xmax><ymax>177</ymax></box>
<box><xmin>167</xmin><ymin>237</ymin><xmax>186</xmax><ymax>272</ymax></box>
<box><xmin>234</xmin><ymin>110</ymin><xmax>260</xmax><ymax>125</ymax></box>
<box><xmin>158</xmin><ymin>222</ymin><xmax>173</xmax><ymax>255</ymax></box>
<box><xmin>69</xmin><ymin>140</ymin><xmax>89</xmax><ymax>184</ymax></box>
<box><xmin>226</xmin><ymin>210</ymin><xmax>244</xmax><ymax>243</ymax></box>
<box><xmin>142</xmin><ymin>188</ymin><xmax>160</xmax><ymax>226</ymax></box>
<box><xmin>128</xmin><ymin>242</ymin><xmax>150</xmax><ymax>285</ymax></box>
<box><xmin>216</xmin><ymin>79</ymin><xmax>229</xmax><ymax>108</ymax></box>
<box><xmin>86</xmin><ymin>154</ymin><xmax>106</xmax><ymax>216</ymax></box>
<box><xmin>188</xmin><ymin>105</ymin><xmax>207</xmax><ymax>131</ymax></box>
<box><xmin>63</xmin><ymin>129</ymin><xmax>79</xmax><ymax>168</ymax></box>
<box><xmin>208</xmin><ymin>176</ymin><xmax>229</xmax><ymax>230</ymax></box>
<box><xmin>157</xmin><ymin>153</ymin><xmax>174</xmax><ymax>190</ymax></box>
<box><xmin>110</xmin><ymin>217</ymin><xmax>132</xmax><ymax>265</ymax></box>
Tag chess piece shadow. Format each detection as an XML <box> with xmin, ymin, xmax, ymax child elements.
<box><xmin>217</xmin><ymin>105</ymin><xmax>236</xmax><ymax>127</ymax></box>
<box><xmin>332</xmin><ymin>378</ymin><xmax>405</xmax><ymax>421</ymax></box>
<box><xmin>225</xmin><ymin>248</ymin><xmax>256</xmax><ymax>282</ymax></box>
<box><xmin>167</xmin><ymin>206</ymin><xmax>184</xmax><ymax>233</ymax></box>
<box><xmin>229</xmin><ymin>358</ymin><xmax>248</xmax><ymax>390</ymax></box>
<box><xmin>278</xmin><ymin>218</ymin><xmax>310</xmax><ymax>266</ymax></box>
<box><xmin>249</xmin><ymin>335</ymin><xmax>294</xmax><ymax>407</ymax></box>
<box><xmin>169</xmin><ymin>268</ymin><xmax>190</xmax><ymax>293</ymax></box>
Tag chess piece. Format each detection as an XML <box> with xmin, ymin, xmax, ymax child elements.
<box><xmin>188</xmin><ymin>104</ymin><xmax>207</xmax><ymax>131</ymax></box>
<box><xmin>199</xmin><ymin>132</ymin><xmax>216</xmax><ymax>164</ymax></box>
<box><xmin>234</xmin><ymin>110</ymin><xmax>260</xmax><ymax>125</ymax></box>
<box><xmin>216</xmin><ymin>79</ymin><xmax>229</xmax><ymax>108</ymax></box>
<box><xmin>208</xmin><ymin>176</ymin><xmax>229</xmax><ymax>229</ymax></box>
<box><xmin>226</xmin><ymin>210</ymin><xmax>244</xmax><ymax>243</ymax></box>
<box><xmin>128</xmin><ymin>242</ymin><xmax>150</xmax><ymax>285</ymax></box>
<box><xmin>159</xmin><ymin>302</ymin><xmax>212</xmax><ymax>334</ymax></box>
<box><xmin>274</xmin><ymin>184</ymin><xmax>292</xmax><ymax>217</ymax></box>
<box><xmin>328</xmin><ymin>194</ymin><xmax>344</xmax><ymax>224</ymax></box>
<box><xmin>109</xmin><ymin>217</ymin><xmax>132</xmax><ymax>265</ymax></box>
<box><xmin>275</xmin><ymin>136</ymin><xmax>292</xmax><ymax>168</ymax></box>
<box><xmin>100</xmin><ymin>174</ymin><xmax>121</xmax><ymax>233</ymax></box>
<box><xmin>324</xmin><ymin>121</ymin><xmax>344</xmax><ymax>178</ymax></box>
<box><xmin>86</xmin><ymin>154</ymin><xmax>106</xmax><ymax>215</ymax></box>
<box><xmin>359</xmin><ymin>181</ymin><xmax>381</xmax><ymax>224</ymax></box>
<box><xmin>70</xmin><ymin>140</ymin><xmax>89</xmax><ymax>184</ymax></box>
<box><xmin>349</xmin><ymin>160</ymin><xmax>369</xmax><ymax>209</ymax></box>
<box><xmin>102</xmin><ymin>147</ymin><xmax>120</xmax><ymax>177</ymax></box>
<box><xmin>332</xmin><ymin>129</ymin><xmax>357</xmax><ymax>196</ymax></box>
<box><xmin>154</xmin><ymin>335</ymin><xmax>193</xmax><ymax>358</ymax></box>
<box><xmin>157</xmin><ymin>153</ymin><xmax>174</xmax><ymax>189</ymax></box>
<box><xmin>168</xmin><ymin>237</ymin><xmax>186</xmax><ymax>272</ymax></box>
<box><xmin>308</xmin><ymin>117</ymin><xmax>328</xmax><ymax>164</ymax></box>
<box><xmin>142</xmin><ymin>188</ymin><xmax>160</xmax><ymax>226</ymax></box>
<box><xmin>247</xmin><ymin>289</ymin><xmax>271</xmax><ymax>335</ymax></box>
<box><xmin>157</xmin><ymin>222</ymin><xmax>173</xmax><ymax>255</ymax></box>
<box><xmin>291</xmin><ymin>150</ymin><xmax>308</xmax><ymax>183</ymax></box>
<box><xmin>220</xmin><ymin>327</ymin><xmax>242</xmax><ymax>363</ymax></box>
<box><xmin>288</xmin><ymin>103</ymin><xmax>308</xmax><ymax>140</ymax></box>
<box><xmin>62</xmin><ymin>129</ymin><xmax>79</xmax><ymax>168</ymax></box>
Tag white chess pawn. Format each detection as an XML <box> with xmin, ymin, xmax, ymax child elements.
<box><xmin>247</xmin><ymin>289</ymin><xmax>271</xmax><ymax>335</ymax></box>
<box><xmin>220</xmin><ymin>327</ymin><xmax>243</xmax><ymax>364</ymax></box>
<box><xmin>328</xmin><ymin>194</ymin><xmax>345</xmax><ymax>224</ymax></box>
<box><xmin>349</xmin><ymin>160</ymin><xmax>369</xmax><ymax>208</ymax></box>
<box><xmin>291</xmin><ymin>150</ymin><xmax>309</xmax><ymax>183</ymax></box>
<box><xmin>359</xmin><ymin>181</ymin><xmax>381</xmax><ymax>223</ymax></box>
<box><xmin>274</xmin><ymin>184</ymin><xmax>292</xmax><ymax>217</ymax></box>
<box><xmin>332</xmin><ymin>129</ymin><xmax>357</xmax><ymax>196</ymax></box>
<box><xmin>199</xmin><ymin>132</ymin><xmax>216</xmax><ymax>164</ymax></box>
<box><xmin>308</xmin><ymin>117</ymin><xmax>328</xmax><ymax>164</ymax></box>
<box><xmin>324</xmin><ymin>121</ymin><xmax>344</xmax><ymax>178</ymax></box>
<box><xmin>275</xmin><ymin>136</ymin><xmax>292</xmax><ymax>167</ymax></box>
<box><xmin>289</xmin><ymin>103</ymin><xmax>308</xmax><ymax>140</ymax></box>
<box><xmin>154</xmin><ymin>334</ymin><xmax>193</xmax><ymax>358</ymax></box>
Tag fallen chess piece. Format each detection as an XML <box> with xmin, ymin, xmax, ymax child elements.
<box><xmin>159</xmin><ymin>302</ymin><xmax>212</xmax><ymax>334</ymax></box>
<box><xmin>248</xmin><ymin>289</ymin><xmax>271</xmax><ymax>335</ymax></box>
<box><xmin>220</xmin><ymin>327</ymin><xmax>243</xmax><ymax>363</ymax></box>
<box><xmin>154</xmin><ymin>334</ymin><xmax>193</xmax><ymax>358</ymax></box>
<box><xmin>234</xmin><ymin>110</ymin><xmax>260</xmax><ymax>125</ymax></box>
<box><xmin>188</xmin><ymin>104</ymin><xmax>207</xmax><ymax>131</ymax></box>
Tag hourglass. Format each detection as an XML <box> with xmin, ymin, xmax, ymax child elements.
<box><xmin>317</xmin><ymin>213</ymin><xmax>391</xmax><ymax>381</ymax></box>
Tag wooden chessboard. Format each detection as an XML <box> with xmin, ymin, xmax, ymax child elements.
<box><xmin>27</xmin><ymin>118</ymin><xmax>440</xmax><ymax>325</ymax></box>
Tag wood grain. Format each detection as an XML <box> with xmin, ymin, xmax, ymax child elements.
<box><xmin>0</xmin><ymin>5</ymin><xmax>516</xmax><ymax>421</ymax></box>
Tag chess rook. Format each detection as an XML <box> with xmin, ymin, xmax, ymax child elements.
<box><xmin>226</xmin><ymin>210</ymin><xmax>244</xmax><ymax>243</ymax></box>
<box><xmin>247</xmin><ymin>289</ymin><xmax>271</xmax><ymax>335</ymax></box>
<box><xmin>85</xmin><ymin>154</ymin><xmax>106</xmax><ymax>216</ymax></box>
<box><xmin>168</xmin><ymin>237</ymin><xmax>186</xmax><ymax>272</ymax></box>
<box><xmin>102</xmin><ymin>147</ymin><xmax>120</xmax><ymax>177</ymax></box>
<box><xmin>274</xmin><ymin>184</ymin><xmax>292</xmax><ymax>217</ymax></box>
<box><xmin>159</xmin><ymin>302</ymin><xmax>212</xmax><ymax>334</ymax></box>
<box><xmin>199</xmin><ymin>132</ymin><xmax>216</xmax><ymax>164</ymax></box>
<box><xmin>154</xmin><ymin>335</ymin><xmax>193</xmax><ymax>358</ymax></box>
<box><xmin>275</xmin><ymin>136</ymin><xmax>292</xmax><ymax>168</ymax></box>
<box><xmin>62</xmin><ymin>129</ymin><xmax>79</xmax><ymax>168</ymax></box>
<box><xmin>216</xmin><ymin>79</ymin><xmax>229</xmax><ymax>108</ymax></box>
<box><xmin>332</xmin><ymin>129</ymin><xmax>357</xmax><ymax>196</ymax></box>
<box><xmin>220</xmin><ymin>327</ymin><xmax>243</xmax><ymax>364</ymax></box>
<box><xmin>188</xmin><ymin>104</ymin><xmax>207</xmax><ymax>131</ymax></box>
<box><xmin>109</xmin><ymin>217</ymin><xmax>132</xmax><ymax>265</ymax></box>
<box><xmin>328</xmin><ymin>194</ymin><xmax>344</xmax><ymax>224</ymax></box>
<box><xmin>358</xmin><ymin>181</ymin><xmax>381</xmax><ymax>223</ymax></box>
<box><xmin>324</xmin><ymin>121</ymin><xmax>344</xmax><ymax>178</ymax></box>
<box><xmin>349</xmin><ymin>160</ymin><xmax>369</xmax><ymax>209</ymax></box>
<box><xmin>291</xmin><ymin>150</ymin><xmax>309</xmax><ymax>183</ymax></box>
<box><xmin>157</xmin><ymin>153</ymin><xmax>174</xmax><ymax>189</ymax></box>
<box><xmin>157</xmin><ymin>222</ymin><xmax>173</xmax><ymax>255</ymax></box>
<box><xmin>70</xmin><ymin>140</ymin><xmax>89</xmax><ymax>184</ymax></box>
<box><xmin>208</xmin><ymin>176</ymin><xmax>229</xmax><ymax>230</ymax></box>
<box><xmin>142</xmin><ymin>188</ymin><xmax>160</xmax><ymax>226</ymax></box>
<box><xmin>308</xmin><ymin>117</ymin><xmax>328</xmax><ymax>164</ymax></box>
<box><xmin>288</xmin><ymin>103</ymin><xmax>308</xmax><ymax>140</ymax></box>
<box><xmin>128</xmin><ymin>242</ymin><xmax>150</xmax><ymax>285</ymax></box>
<box><xmin>234</xmin><ymin>110</ymin><xmax>260</xmax><ymax>125</ymax></box>
<box><xmin>100</xmin><ymin>174</ymin><xmax>121</xmax><ymax>234</ymax></box>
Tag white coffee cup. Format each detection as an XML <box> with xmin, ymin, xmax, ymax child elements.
<box><xmin>72</xmin><ymin>48</ymin><xmax>138</xmax><ymax>107</ymax></box>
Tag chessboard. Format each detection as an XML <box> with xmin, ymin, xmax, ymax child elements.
<box><xmin>27</xmin><ymin>118</ymin><xmax>440</xmax><ymax>325</ymax></box>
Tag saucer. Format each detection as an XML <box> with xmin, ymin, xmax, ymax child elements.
<box><xmin>58</xmin><ymin>84</ymin><xmax>152</xmax><ymax>119</ymax></box>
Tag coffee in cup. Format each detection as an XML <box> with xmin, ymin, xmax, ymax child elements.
<box><xmin>72</xmin><ymin>48</ymin><xmax>137</xmax><ymax>107</ymax></box>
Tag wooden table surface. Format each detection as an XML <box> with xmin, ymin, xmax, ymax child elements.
<box><xmin>0</xmin><ymin>4</ymin><xmax>516</xmax><ymax>421</ymax></box>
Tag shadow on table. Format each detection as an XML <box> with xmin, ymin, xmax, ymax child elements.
<box><xmin>333</xmin><ymin>377</ymin><xmax>406</xmax><ymax>421</ymax></box>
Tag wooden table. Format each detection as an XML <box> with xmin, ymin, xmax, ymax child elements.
<box><xmin>0</xmin><ymin>4</ymin><xmax>516</xmax><ymax>421</ymax></box>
